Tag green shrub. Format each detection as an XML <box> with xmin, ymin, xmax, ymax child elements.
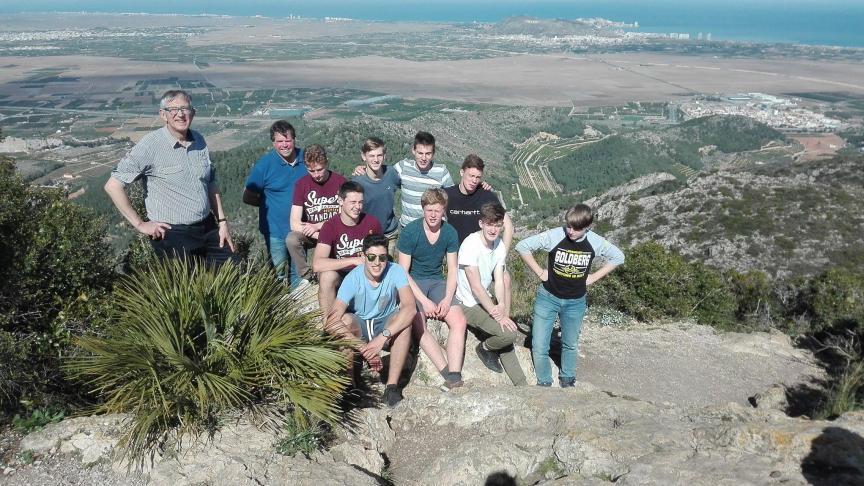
<box><xmin>818</xmin><ymin>358</ymin><xmax>864</xmax><ymax>419</ymax></box>
<box><xmin>67</xmin><ymin>258</ymin><xmax>349</xmax><ymax>465</ymax></box>
<box><xmin>591</xmin><ymin>242</ymin><xmax>737</xmax><ymax>329</ymax></box>
<box><xmin>12</xmin><ymin>406</ymin><xmax>65</xmax><ymax>433</ymax></box>
<box><xmin>0</xmin><ymin>158</ymin><xmax>115</xmax><ymax>414</ymax></box>
<box><xmin>275</xmin><ymin>413</ymin><xmax>334</xmax><ymax>457</ymax></box>
<box><xmin>798</xmin><ymin>268</ymin><xmax>864</xmax><ymax>334</ymax></box>
<box><xmin>728</xmin><ymin>270</ymin><xmax>783</xmax><ymax>331</ymax></box>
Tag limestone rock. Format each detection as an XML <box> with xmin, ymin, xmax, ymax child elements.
<box><xmin>339</xmin><ymin>407</ymin><xmax>395</xmax><ymax>454</ymax></box>
<box><xmin>384</xmin><ymin>386</ymin><xmax>864</xmax><ymax>485</ymax></box>
<box><xmin>329</xmin><ymin>442</ymin><xmax>384</xmax><ymax>475</ymax></box>
<box><xmin>21</xmin><ymin>414</ymin><xmax>128</xmax><ymax>465</ymax></box>
<box><xmin>749</xmin><ymin>384</ymin><xmax>789</xmax><ymax>412</ymax></box>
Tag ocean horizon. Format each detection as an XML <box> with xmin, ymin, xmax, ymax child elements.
<box><xmin>2</xmin><ymin>1</ymin><xmax>863</xmax><ymax>48</ymax></box>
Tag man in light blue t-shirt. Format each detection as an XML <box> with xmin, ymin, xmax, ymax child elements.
<box><xmin>325</xmin><ymin>234</ymin><xmax>416</xmax><ymax>407</ymax></box>
<box><xmin>243</xmin><ymin>120</ymin><xmax>306</xmax><ymax>283</ymax></box>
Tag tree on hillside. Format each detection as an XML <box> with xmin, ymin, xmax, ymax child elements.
<box><xmin>0</xmin><ymin>158</ymin><xmax>115</xmax><ymax>413</ymax></box>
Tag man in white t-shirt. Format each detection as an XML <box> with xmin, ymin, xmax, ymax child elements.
<box><xmin>455</xmin><ymin>202</ymin><xmax>526</xmax><ymax>386</ymax></box>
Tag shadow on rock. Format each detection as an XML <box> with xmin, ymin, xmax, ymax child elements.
<box><xmin>802</xmin><ymin>426</ymin><xmax>864</xmax><ymax>485</ymax></box>
<box><xmin>485</xmin><ymin>471</ymin><xmax>518</xmax><ymax>486</ymax></box>
<box><xmin>786</xmin><ymin>334</ymin><xmax>855</xmax><ymax>418</ymax></box>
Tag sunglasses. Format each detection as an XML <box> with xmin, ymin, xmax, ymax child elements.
<box><xmin>365</xmin><ymin>253</ymin><xmax>387</xmax><ymax>262</ymax></box>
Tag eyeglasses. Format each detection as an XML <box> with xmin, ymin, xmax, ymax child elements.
<box><xmin>162</xmin><ymin>106</ymin><xmax>195</xmax><ymax>115</ymax></box>
<box><xmin>365</xmin><ymin>253</ymin><xmax>387</xmax><ymax>262</ymax></box>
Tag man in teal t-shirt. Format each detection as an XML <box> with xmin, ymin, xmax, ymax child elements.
<box><xmin>397</xmin><ymin>188</ymin><xmax>467</xmax><ymax>389</ymax></box>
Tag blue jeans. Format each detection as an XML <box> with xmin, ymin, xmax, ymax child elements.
<box><xmin>265</xmin><ymin>235</ymin><xmax>299</xmax><ymax>285</ymax></box>
<box><xmin>531</xmin><ymin>286</ymin><xmax>586</xmax><ymax>385</ymax></box>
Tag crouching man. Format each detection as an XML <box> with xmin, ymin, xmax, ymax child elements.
<box><xmin>455</xmin><ymin>202</ymin><xmax>527</xmax><ymax>386</ymax></box>
<box><xmin>325</xmin><ymin>234</ymin><xmax>416</xmax><ymax>407</ymax></box>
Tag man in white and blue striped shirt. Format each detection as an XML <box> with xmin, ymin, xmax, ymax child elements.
<box><xmin>104</xmin><ymin>89</ymin><xmax>235</xmax><ymax>266</ymax></box>
<box><xmin>393</xmin><ymin>131</ymin><xmax>455</xmax><ymax>228</ymax></box>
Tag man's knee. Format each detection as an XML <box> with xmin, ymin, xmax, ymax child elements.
<box><xmin>319</xmin><ymin>270</ymin><xmax>341</xmax><ymax>287</ymax></box>
<box><xmin>285</xmin><ymin>231</ymin><xmax>303</xmax><ymax>248</ymax></box>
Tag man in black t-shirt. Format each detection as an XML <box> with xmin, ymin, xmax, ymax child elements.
<box><xmin>444</xmin><ymin>154</ymin><xmax>514</xmax><ymax>248</ymax></box>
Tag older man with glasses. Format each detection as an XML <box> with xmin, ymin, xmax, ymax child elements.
<box><xmin>104</xmin><ymin>89</ymin><xmax>235</xmax><ymax>265</ymax></box>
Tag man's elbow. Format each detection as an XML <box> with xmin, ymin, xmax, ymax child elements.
<box><xmin>242</xmin><ymin>189</ymin><xmax>260</xmax><ymax>206</ymax></box>
<box><xmin>103</xmin><ymin>177</ymin><xmax>118</xmax><ymax>194</ymax></box>
<box><xmin>311</xmin><ymin>257</ymin><xmax>329</xmax><ymax>273</ymax></box>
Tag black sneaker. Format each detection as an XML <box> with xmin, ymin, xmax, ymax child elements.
<box><xmin>383</xmin><ymin>385</ymin><xmax>403</xmax><ymax>408</ymax></box>
<box><xmin>475</xmin><ymin>342</ymin><xmax>503</xmax><ymax>373</ymax></box>
<box><xmin>559</xmin><ymin>377</ymin><xmax>576</xmax><ymax>388</ymax></box>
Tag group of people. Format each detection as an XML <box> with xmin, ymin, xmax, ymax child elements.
<box><xmin>105</xmin><ymin>89</ymin><xmax>625</xmax><ymax>408</ymax></box>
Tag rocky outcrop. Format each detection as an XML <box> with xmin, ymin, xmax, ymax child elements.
<box><xmin>10</xmin><ymin>321</ymin><xmax>848</xmax><ymax>485</ymax></box>
<box><xmin>385</xmin><ymin>386</ymin><xmax>864</xmax><ymax>485</ymax></box>
<box><xmin>15</xmin><ymin>415</ymin><xmax>381</xmax><ymax>486</ymax></box>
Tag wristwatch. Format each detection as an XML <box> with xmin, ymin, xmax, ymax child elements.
<box><xmin>381</xmin><ymin>329</ymin><xmax>392</xmax><ymax>339</ymax></box>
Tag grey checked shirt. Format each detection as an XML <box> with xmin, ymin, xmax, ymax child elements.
<box><xmin>111</xmin><ymin>126</ymin><xmax>217</xmax><ymax>225</ymax></box>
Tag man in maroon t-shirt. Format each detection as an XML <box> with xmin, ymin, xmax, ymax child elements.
<box><xmin>286</xmin><ymin>144</ymin><xmax>346</xmax><ymax>285</ymax></box>
<box><xmin>313</xmin><ymin>181</ymin><xmax>382</xmax><ymax>319</ymax></box>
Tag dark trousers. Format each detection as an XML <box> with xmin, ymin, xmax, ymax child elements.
<box><xmin>150</xmin><ymin>214</ymin><xmax>236</xmax><ymax>267</ymax></box>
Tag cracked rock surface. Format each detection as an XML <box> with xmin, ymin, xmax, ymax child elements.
<box><xmin>5</xmin><ymin>320</ymin><xmax>858</xmax><ymax>485</ymax></box>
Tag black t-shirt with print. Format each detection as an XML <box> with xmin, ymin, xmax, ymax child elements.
<box><xmin>444</xmin><ymin>186</ymin><xmax>501</xmax><ymax>243</ymax></box>
<box><xmin>545</xmin><ymin>233</ymin><xmax>595</xmax><ymax>299</ymax></box>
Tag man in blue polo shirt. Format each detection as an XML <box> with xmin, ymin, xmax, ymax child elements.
<box><xmin>243</xmin><ymin>120</ymin><xmax>306</xmax><ymax>283</ymax></box>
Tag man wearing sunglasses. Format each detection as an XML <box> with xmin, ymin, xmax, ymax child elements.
<box><xmin>313</xmin><ymin>181</ymin><xmax>381</xmax><ymax>320</ymax></box>
<box><xmin>104</xmin><ymin>89</ymin><xmax>235</xmax><ymax>265</ymax></box>
<box><xmin>325</xmin><ymin>234</ymin><xmax>416</xmax><ymax>408</ymax></box>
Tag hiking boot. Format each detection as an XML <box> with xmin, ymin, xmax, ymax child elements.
<box><xmin>475</xmin><ymin>342</ymin><xmax>503</xmax><ymax>373</ymax></box>
<box><xmin>559</xmin><ymin>377</ymin><xmax>576</xmax><ymax>388</ymax></box>
<box><xmin>383</xmin><ymin>385</ymin><xmax>403</xmax><ymax>408</ymax></box>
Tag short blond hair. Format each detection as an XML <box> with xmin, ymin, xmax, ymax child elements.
<box><xmin>420</xmin><ymin>188</ymin><xmax>448</xmax><ymax>208</ymax></box>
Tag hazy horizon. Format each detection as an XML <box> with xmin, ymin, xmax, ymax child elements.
<box><xmin>2</xmin><ymin>1</ymin><xmax>862</xmax><ymax>47</ymax></box>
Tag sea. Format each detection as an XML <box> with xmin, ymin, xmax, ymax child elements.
<box><xmin>3</xmin><ymin>0</ymin><xmax>863</xmax><ymax>48</ymax></box>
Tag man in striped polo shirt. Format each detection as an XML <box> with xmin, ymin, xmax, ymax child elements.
<box><xmin>104</xmin><ymin>89</ymin><xmax>235</xmax><ymax>266</ymax></box>
<box><xmin>351</xmin><ymin>131</ymin><xmax>491</xmax><ymax>230</ymax></box>
<box><xmin>393</xmin><ymin>131</ymin><xmax>455</xmax><ymax>228</ymax></box>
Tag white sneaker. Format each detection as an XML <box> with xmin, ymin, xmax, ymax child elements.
<box><xmin>289</xmin><ymin>278</ymin><xmax>313</xmax><ymax>297</ymax></box>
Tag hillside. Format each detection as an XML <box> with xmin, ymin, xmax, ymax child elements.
<box><xmin>548</xmin><ymin>115</ymin><xmax>785</xmax><ymax>196</ymax></box>
<box><xmin>588</xmin><ymin>153</ymin><xmax>864</xmax><ymax>278</ymax></box>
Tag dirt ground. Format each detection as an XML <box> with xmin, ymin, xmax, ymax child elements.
<box><xmin>788</xmin><ymin>133</ymin><xmax>847</xmax><ymax>161</ymax></box>
<box><xmin>2</xmin><ymin>52</ymin><xmax>864</xmax><ymax>108</ymax></box>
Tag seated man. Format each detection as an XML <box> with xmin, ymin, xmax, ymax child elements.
<box><xmin>455</xmin><ymin>202</ymin><xmax>527</xmax><ymax>386</ymax></box>
<box><xmin>313</xmin><ymin>181</ymin><xmax>381</xmax><ymax>319</ymax></box>
<box><xmin>397</xmin><ymin>188</ymin><xmax>467</xmax><ymax>389</ymax></box>
<box><xmin>287</xmin><ymin>144</ymin><xmax>346</xmax><ymax>286</ymax></box>
<box><xmin>325</xmin><ymin>234</ymin><xmax>417</xmax><ymax>407</ymax></box>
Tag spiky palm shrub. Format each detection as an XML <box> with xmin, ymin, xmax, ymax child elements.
<box><xmin>67</xmin><ymin>257</ymin><xmax>348</xmax><ymax>465</ymax></box>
